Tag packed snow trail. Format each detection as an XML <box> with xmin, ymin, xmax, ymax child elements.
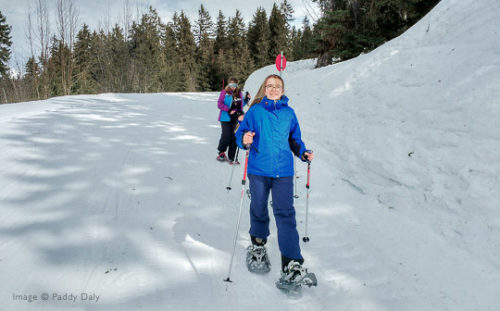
<box><xmin>0</xmin><ymin>92</ymin><xmax>330</xmax><ymax>310</ymax></box>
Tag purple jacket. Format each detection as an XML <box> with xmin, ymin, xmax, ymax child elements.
<box><xmin>217</xmin><ymin>89</ymin><xmax>244</xmax><ymax>122</ymax></box>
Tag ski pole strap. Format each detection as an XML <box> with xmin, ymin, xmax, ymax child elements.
<box><xmin>244</xmin><ymin>143</ymin><xmax>260</xmax><ymax>154</ymax></box>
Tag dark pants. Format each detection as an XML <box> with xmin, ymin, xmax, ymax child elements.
<box><xmin>217</xmin><ymin>121</ymin><xmax>237</xmax><ymax>161</ymax></box>
<box><xmin>248</xmin><ymin>174</ymin><xmax>303</xmax><ymax>268</ymax></box>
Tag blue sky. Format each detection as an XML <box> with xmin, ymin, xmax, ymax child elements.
<box><xmin>1</xmin><ymin>0</ymin><xmax>320</xmax><ymax>73</ymax></box>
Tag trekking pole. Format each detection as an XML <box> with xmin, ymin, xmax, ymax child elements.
<box><xmin>293</xmin><ymin>157</ymin><xmax>296</xmax><ymax>196</ymax></box>
<box><xmin>303</xmin><ymin>159</ymin><xmax>311</xmax><ymax>243</ymax></box>
<box><xmin>226</xmin><ymin>148</ymin><xmax>240</xmax><ymax>191</ymax></box>
<box><xmin>224</xmin><ymin>148</ymin><xmax>250</xmax><ymax>282</ymax></box>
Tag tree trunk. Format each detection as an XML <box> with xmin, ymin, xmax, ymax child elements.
<box><xmin>2</xmin><ymin>87</ymin><xmax>7</xmax><ymax>104</ymax></box>
<box><xmin>316</xmin><ymin>51</ymin><xmax>331</xmax><ymax>68</ymax></box>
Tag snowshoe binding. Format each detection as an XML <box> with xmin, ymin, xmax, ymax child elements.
<box><xmin>276</xmin><ymin>260</ymin><xmax>317</xmax><ymax>294</ymax></box>
<box><xmin>246</xmin><ymin>245</ymin><xmax>271</xmax><ymax>274</ymax></box>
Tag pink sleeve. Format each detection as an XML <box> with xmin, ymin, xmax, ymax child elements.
<box><xmin>217</xmin><ymin>90</ymin><xmax>229</xmax><ymax>111</ymax></box>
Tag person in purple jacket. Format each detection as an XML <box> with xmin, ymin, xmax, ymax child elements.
<box><xmin>216</xmin><ymin>77</ymin><xmax>249</xmax><ymax>164</ymax></box>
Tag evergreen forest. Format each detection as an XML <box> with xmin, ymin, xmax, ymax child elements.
<box><xmin>0</xmin><ymin>0</ymin><xmax>440</xmax><ymax>103</ymax></box>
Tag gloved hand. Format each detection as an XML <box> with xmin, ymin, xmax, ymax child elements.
<box><xmin>302</xmin><ymin>150</ymin><xmax>314</xmax><ymax>162</ymax></box>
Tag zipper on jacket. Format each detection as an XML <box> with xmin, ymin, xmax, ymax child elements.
<box><xmin>273</xmin><ymin>99</ymin><xmax>281</xmax><ymax>177</ymax></box>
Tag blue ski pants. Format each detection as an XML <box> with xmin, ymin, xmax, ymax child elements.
<box><xmin>248</xmin><ymin>174</ymin><xmax>303</xmax><ymax>261</ymax></box>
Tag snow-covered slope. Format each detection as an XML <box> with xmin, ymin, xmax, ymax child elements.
<box><xmin>246</xmin><ymin>0</ymin><xmax>500</xmax><ymax>303</ymax></box>
<box><xmin>1</xmin><ymin>0</ymin><xmax>499</xmax><ymax>310</ymax></box>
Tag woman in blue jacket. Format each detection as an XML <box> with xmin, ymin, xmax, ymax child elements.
<box><xmin>216</xmin><ymin>77</ymin><xmax>247</xmax><ymax>164</ymax></box>
<box><xmin>235</xmin><ymin>74</ymin><xmax>315</xmax><ymax>280</ymax></box>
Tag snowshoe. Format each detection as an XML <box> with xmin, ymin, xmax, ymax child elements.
<box><xmin>216</xmin><ymin>152</ymin><xmax>227</xmax><ymax>162</ymax></box>
<box><xmin>276</xmin><ymin>261</ymin><xmax>317</xmax><ymax>293</ymax></box>
<box><xmin>246</xmin><ymin>245</ymin><xmax>271</xmax><ymax>274</ymax></box>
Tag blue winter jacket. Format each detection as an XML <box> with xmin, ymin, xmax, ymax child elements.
<box><xmin>235</xmin><ymin>96</ymin><xmax>307</xmax><ymax>178</ymax></box>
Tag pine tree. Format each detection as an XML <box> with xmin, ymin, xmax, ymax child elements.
<box><xmin>300</xmin><ymin>16</ymin><xmax>315</xmax><ymax>59</ymax></box>
<box><xmin>101</xmin><ymin>29</ymin><xmax>115</xmax><ymax>91</ymax></box>
<box><xmin>280</xmin><ymin>0</ymin><xmax>295</xmax><ymax>28</ymax></box>
<box><xmin>213</xmin><ymin>51</ymin><xmax>230</xmax><ymax>90</ymax></box>
<box><xmin>87</xmin><ymin>30</ymin><xmax>107</xmax><ymax>92</ymax></box>
<box><xmin>129</xmin><ymin>6</ymin><xmax>164</xmax><ymax>92</ymax></box>
<box><xmin>247</xmin><ymin>7</ymin><xmax>270</xmax><ymax>68</ymax></box>
<box><xmin>0</xmin><ymin>11</ymin><xmax>13</xmax><ymax>77</ymax></box>
<box><xmin>173</xmin><ymin>11</ymin><xmax>197</xmax><ymax>91</ymax></box>
<box><xmin>312</xmin><ymin>0</ymin><xmax>440</xmax><ymax>67</ymax></box>
<box><xmin>213</xmin><ymin>11</ymin><xmax>230</xmax><ymax>89</ymax></box>
<box><xmin>289</xmin><ymin>26</ymin><xmax>302</xmax><ymax>60</ymax></box>
<box><xmin>108</xmin><ymin>24</ymin><xmax>129</xmax><ymax>92</ymax></box>
<box><xmin>214</xmin><ymin>11</ymin><xmax>229</xmax><ymax>57</ymax></box>
<box><xmin>227</xmin><ymin>10</ymin><xmax>254</xmax><ymax>86</ymax></box>
<box><xmin>161</xmin><ymin>22</ymin><xmax>181</xmax><ymax>91</ymax></box>
<box><xmin>73</xmin><ymin>24</ymin><xmax>96</xmax><ymax>94</ymax></box>
<box><xmin>195</xmin><ymin>5</ymin><xmax>214</xmax><ymax>91</ymax></box>
<box><xmin>410</xmin><ymin>0</ymin><xmax>441</xmax><ymax>22</ymax></box>
<box><xmin>268</xmin><ymin>3</ymin><xmax>289</xmax><ymax>62</ymax></box>
<box><xmin>313</xmin><ymin>0</ymin><xmax>346</xmax><ymax>66</ymax></box>
<box><xmin>24</xmin><ymin>56</ymin><xmax>40</xmax><ymax>98</ymax></box>
<box><xmin>47</xmin><ymin>36</ymin><xmax>71</xmax><ymax>96</ymax></box>
<box><xmin>280</xmin><ymin>1</ymin><xmax>295</xmax><ymax>61</ymax></box>
<box><xmin>194</xmin><ymin>4</ymin><xmax>214</xmax><ymax>46</ymax></box>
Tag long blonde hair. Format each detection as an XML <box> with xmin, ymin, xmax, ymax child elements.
<box><xmin>234</xmin><ymin>75</ymin><xmax>285</xmax><ymax>133</ymax></box>
<box><xmin>248</xmin><ymin>74</ymin><xmax>285</xmax><ymax>109</ymax></box>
